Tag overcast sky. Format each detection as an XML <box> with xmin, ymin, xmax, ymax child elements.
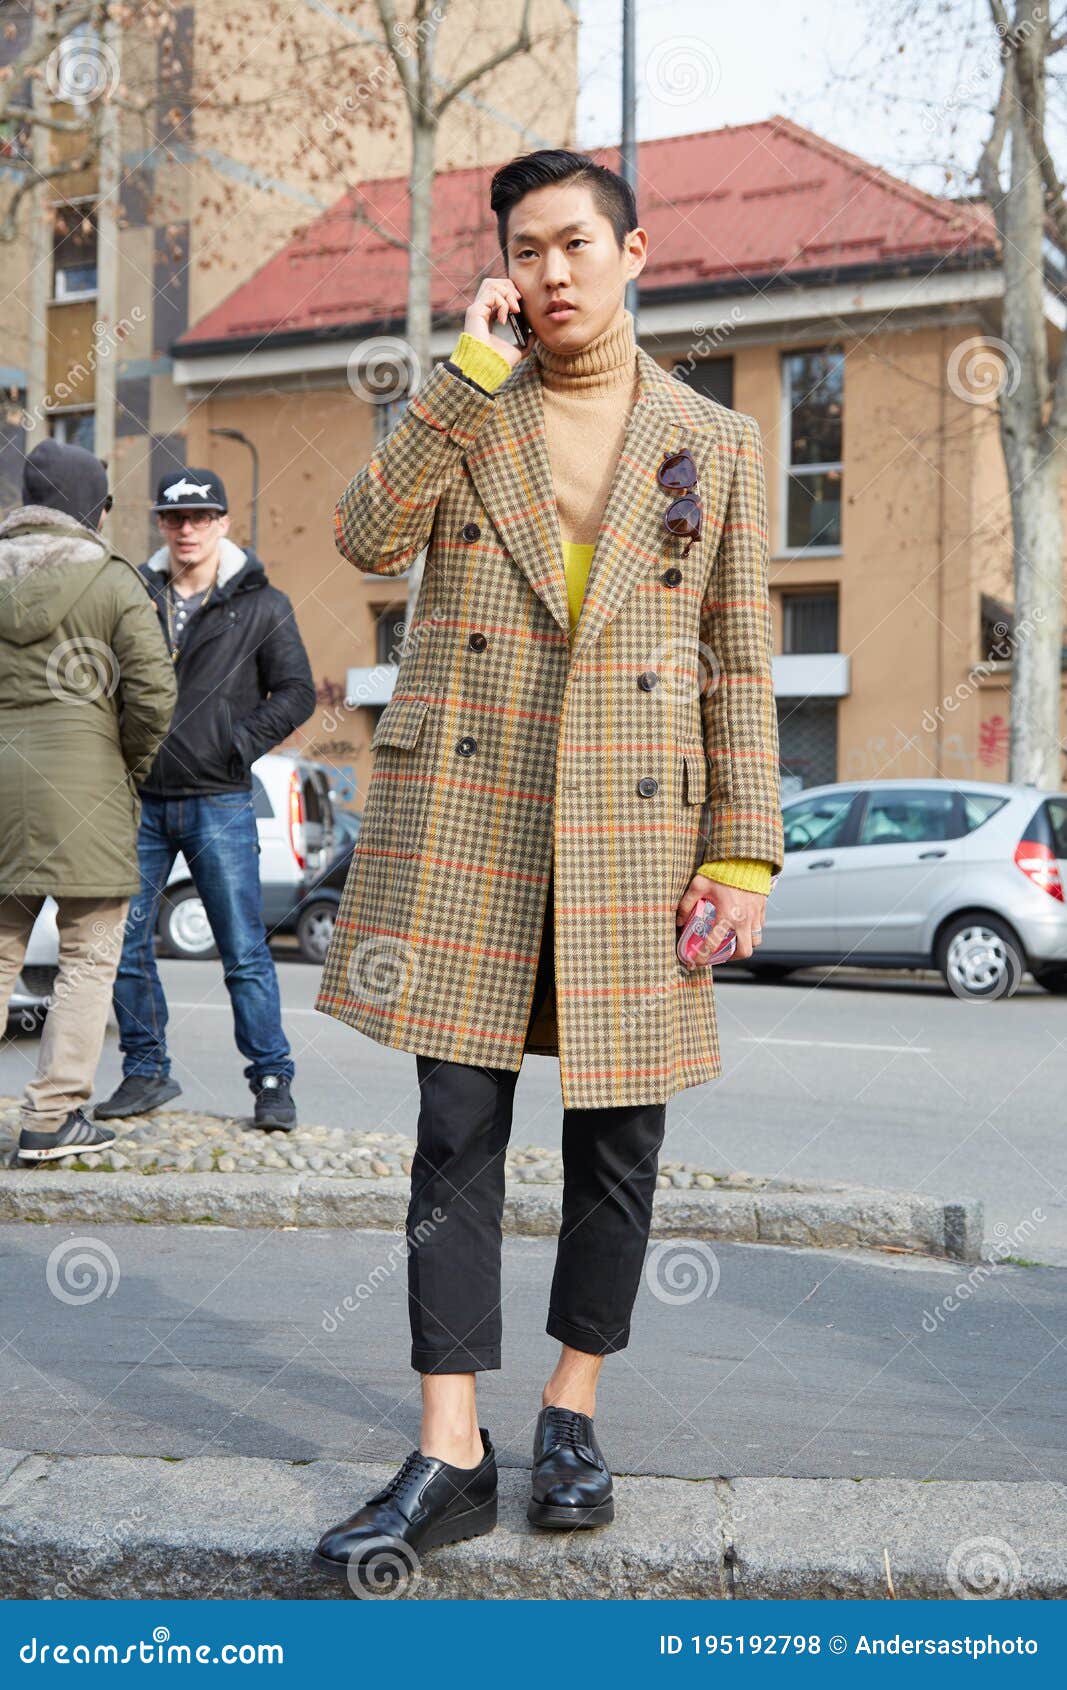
<box><xmin>574</xmin><ymin>0</ymin><xmax>1021</xmax><ymax>200</ymax></box>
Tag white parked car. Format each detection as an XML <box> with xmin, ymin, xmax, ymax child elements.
<box><xmin>5</xmin><ymin>754</ymin><xmax>336</xmax><ymax>1025</ymax></box>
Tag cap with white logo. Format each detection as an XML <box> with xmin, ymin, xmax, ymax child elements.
<box><xmin>151</xmin><ymin>468</ymin><xmax>228</xmax><ymax>513</ymax></box>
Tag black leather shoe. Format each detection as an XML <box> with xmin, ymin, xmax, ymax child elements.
<box><xmin>312</xmin><ymin>1428</ymin><xmax>497</xmax><ymax>1592</ymax></box>
<box><xmin>527</xmin><ymin>1405</ymin><xmax>615</xmax><ymax>1529</ymax></box>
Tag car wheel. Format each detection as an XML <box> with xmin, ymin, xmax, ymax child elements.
<box><xmin>159</xmin><ymin>887</ymin><xmax>219</xmax><ymax>959</ymax></box>
<box><xmin>296</xmin><ymin>899</ymin><xmax>337</xmax><ymax>963</ymax></box>
<box><xmin>937</xmin><ymin>915</ymin><xmax>1024</xmax><ymax>1001</ymax></box>
<box><xmin>1032</xmin><ymin>964</ymin><xmax>1067</xmax><ymax>994</ymax></box>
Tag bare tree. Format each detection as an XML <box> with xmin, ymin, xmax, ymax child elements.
<box><xmin>992</xmin><ymin>0</ymin><xmax>1067</xmax><ymax>785</ymax></box>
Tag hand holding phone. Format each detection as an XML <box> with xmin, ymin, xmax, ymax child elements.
<box><xmin>463</xmin><ymin>277</ymin><xmax>530</xmax><ymax>369</ymax></box>
<box><xmin>676</xmin><ymin>874</ymin><xmax>780</xmax><ymax>970</ymax></box>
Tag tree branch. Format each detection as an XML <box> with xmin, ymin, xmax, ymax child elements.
<box><xmin>435</xmin><ymin>0</ymin><xmax>533</xmax><ymax>116</ymax></box>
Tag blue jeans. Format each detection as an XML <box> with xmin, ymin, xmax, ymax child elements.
<box><xmin>113</xmin><ymin>792</ymin><xmax>294</xmax><ymax>1090</ymax></box>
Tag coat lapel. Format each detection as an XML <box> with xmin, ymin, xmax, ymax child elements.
<box><xmin>465</xmin><ymin>358</ymin><xmax>571</xmax><ymax>641</ymax></box>
<box><xmin>466</xmin><ymin>342</ymin><xmax>713</xmax><ymax>660</ymax></box>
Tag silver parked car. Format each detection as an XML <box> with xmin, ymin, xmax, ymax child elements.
<box><xmin>737</xmin><ymin>779</ymin><xmax>1067</xmax><ymax>1000</ymax></box>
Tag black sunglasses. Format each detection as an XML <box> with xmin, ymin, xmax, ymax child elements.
<box><xmin>657</xmin><ymin>449</ymin><xmax>702</xmax><ymax>558</ymax></box>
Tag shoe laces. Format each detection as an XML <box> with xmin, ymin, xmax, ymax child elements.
<box><xmin>380</xmin><ymin>1448</ymin><xmax>435</xmax><ymax>1499</ymax></box>
<box><xmin>545</xmin><ymin>1406</ymin><xmax>587</xmax><ymax>1450</ymax></box>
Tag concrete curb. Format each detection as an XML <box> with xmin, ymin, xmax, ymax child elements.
<box><xmin>0</xmin><ymin>1170</ymin><xmax>983</xmax><ymax>1259</ymax></box>
<box><xmin>0</xmin><ymin>1447</ymin><xmax>1060</xmax><ymax>1599</ymax></box>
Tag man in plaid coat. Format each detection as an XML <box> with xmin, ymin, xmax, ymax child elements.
<box><xmin>314</xmin><ymin>148</ymin><xmax>784</xmax><ymax>1588</ymax></box>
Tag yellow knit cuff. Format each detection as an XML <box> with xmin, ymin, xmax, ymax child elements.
<box><xmin>450</xmin><ymin>331</ymin><xmax>513</xmax><ymax>394</ymax></box>
<box><xmin>695</xmin><ymin>859</ymin><xmax>774</xmax><ymax>895</ymax></box>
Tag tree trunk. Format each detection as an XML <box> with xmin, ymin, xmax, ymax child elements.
<box><xmin>1000</xmin><ymin>98</ymin><xmax>1065</xmax><ymax>786</ymax></box>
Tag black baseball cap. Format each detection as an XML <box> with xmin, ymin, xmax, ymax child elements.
<box><xmin>151</xmin><ymin>467</ymin><xmax>228</xmax><ymax>514</ymax></box>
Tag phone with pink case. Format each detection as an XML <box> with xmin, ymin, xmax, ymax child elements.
<box><xmin>676</xmin><ymin>873</ymin><xmax>781</xmax><ymax>969</ymax></box>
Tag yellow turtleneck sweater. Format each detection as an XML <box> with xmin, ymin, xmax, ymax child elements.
<box><xmin>446</xmin><ymin>317</ymin><xmax>773</xmax><ymax>898</ymax></box>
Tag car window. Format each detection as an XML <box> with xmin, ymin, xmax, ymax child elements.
<box><xmin>961</xmin><ymin>792</ymin><xmax>1009</xmax><ymax>832</ymax></box>
<box><xmin>1045</xmin><ymin>798</ymin><xmax>1067</xmax><ymax>856</ymax></box>
<box><xmin>858</xmin><ymin>789</ymin><xmax>965</xmax><ymax>845</ymax></box>
<box><xmin>251</xmin><ymin>773</ymin><xmax>273</xmax><ymax>819</ymax></box>
<box><xmin>782</xmin><ymin>791</ymin><xmax>855</xmax><ymax>852</ymax></box>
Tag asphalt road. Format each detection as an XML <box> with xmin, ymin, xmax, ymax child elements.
<box><xmin>0</xmin><ymin>1222</ymin><xmax>1063</xmax><ymax>1482</ymax></box>
<box><xmin>2</xmin><ymin>954</ymin><xmax>1066</xmax><ymax>1263</ymax></box>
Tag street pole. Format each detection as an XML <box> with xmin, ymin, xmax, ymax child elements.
<box><xmin>621</xmin><ymin>0</ymin><xmax>638</xmax><ymax>331</ymax></box>
<box><xmin>209</xmin><ymin>427</ymin><xmax>260</xmax><ymax>553</ymax></box>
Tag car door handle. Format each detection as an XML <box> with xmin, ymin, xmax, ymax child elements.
<box><xmin>918</xmin><ymin>849</ymin><xmax>947</xmax><ymax>859</ymax></box>
<box><xmin>807</xmin><ymin>858</ymin><xmax>835</xmax><ymax>869</ymax></box>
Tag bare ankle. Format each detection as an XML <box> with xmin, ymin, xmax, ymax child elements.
<box><xmin>420</xmin><ymin>1426</ymin><xmax>484</xmax><ymax>1467</ymax></box>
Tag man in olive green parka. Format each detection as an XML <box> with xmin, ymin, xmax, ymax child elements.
<box><xmin>0</xmin><ymin>441</ymin><xmax>176</xmax><ymax>1163</ymax></box>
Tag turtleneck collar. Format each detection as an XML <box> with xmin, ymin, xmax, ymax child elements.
<box><xmin>533</xmin><ymin>308</ymin><xmax>636</xmax><ymax>395</ymax></box>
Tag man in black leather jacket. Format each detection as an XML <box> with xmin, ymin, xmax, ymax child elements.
<box><xmin>96</xmin><ymin>468</ymin><xmax>316</xmax><ymax>1131</ymax></box>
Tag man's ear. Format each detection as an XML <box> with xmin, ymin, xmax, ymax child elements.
<box><xmin>218</xmin><ymin>512</ymin><xmax>231</xmax><ymax>538</ymax></box>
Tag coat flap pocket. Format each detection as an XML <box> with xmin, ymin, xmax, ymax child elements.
<box><xmin>371</xmin><ymin>695</ymin><xmax>431</xmax><ymax>752</ymax></box>
<box><xmin>682</xmin><ymin>747</ymin><xmax>709</xmax><ymax>804</ymax></box>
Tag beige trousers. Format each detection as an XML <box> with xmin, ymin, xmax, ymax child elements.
<box><xmin>0</xmin><ymin>895</ymin><xmax>129</xmax><ymax>1132</ymax></box>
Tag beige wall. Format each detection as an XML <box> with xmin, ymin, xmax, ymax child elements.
<box><xmin>181</xmin><ymin>313</ymin><xmax>1067</xmax><ymax>813</ymax></box>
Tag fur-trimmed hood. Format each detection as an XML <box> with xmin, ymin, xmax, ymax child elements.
<box><xmin>0</xmin><ymin>505</ymin><xmax>126</xmax><ymax>646</ymax></box>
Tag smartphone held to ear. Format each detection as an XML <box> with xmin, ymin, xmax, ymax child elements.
<box><xmin>508</xmin><ymin>302</ymin><xmax>530</xmax><ymax>348</ymax></box>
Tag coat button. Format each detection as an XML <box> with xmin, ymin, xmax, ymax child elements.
<box><xmin>468</xmin><ymin>632</ymin><xmax>488</xmax><ymax>651</ymax></box>
<box><xmin>456</xmin><ymin>736</ymin><xmax>478</xmax><ymax>756</ymax></box>
<box><xmin>636</xmin><ymin>776</ymin><xmax>659</xmax><ymax>797</ymax></box>
<box><xmin>662</xmin><ymin>567</ymin><xmax>683</xmax><ymax>586</ymax></box>
<box><xmin>461</xmin><ymin>522</ymin><xmax>481</xmax><ymax>542</ymax></box>
<box><xmin>637</xmin><ymin>670</ymin><xmax>659</xmax><ymax>691</ymax></box>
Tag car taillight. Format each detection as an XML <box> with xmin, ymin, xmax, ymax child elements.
<box><xmin>288</xmin><ymin>770</ymin><xmax>307</xmax><ymax>871</ymax></box>
<box><xmin>1014</xmin><ymin>839</ymin><xmax>1064</xmax><ymax>900</ymax></box>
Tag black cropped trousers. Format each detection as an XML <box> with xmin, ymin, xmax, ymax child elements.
<box><xmin>407</xmin><ymin>867</ymin><xmax>668</xmax><ymax>1373</ymax></box>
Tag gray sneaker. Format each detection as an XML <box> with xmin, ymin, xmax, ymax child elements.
<box><xmin>93</xmin><ymin>1074</ymin><xmax>182</xmax><ymax>1120</ymax></box>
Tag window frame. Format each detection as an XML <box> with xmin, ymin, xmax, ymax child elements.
<box><xmin>778</xmin><ymin>347</ymin><xmax>844</xmax><ymax>558</ymax></box>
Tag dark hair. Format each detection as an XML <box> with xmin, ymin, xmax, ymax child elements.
<box><xmin>489</xmin><ymin>149</ymin><xmax>637</xmax><ymax>260</ymax></box>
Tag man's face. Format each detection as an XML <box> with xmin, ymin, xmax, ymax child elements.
<box><xmin>157</xmin><ymin>509</ymin><xmax>229</xmax><ymax>571</ymax></box>
<box><xmin>503</xmin><ymin>180</ymin><xmax>647</xmax><ymax>352</ymax></box>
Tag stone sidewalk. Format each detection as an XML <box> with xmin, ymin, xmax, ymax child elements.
<box><xmin>0</xmin><ymin>1100</ymin><xmax>984</xmax><ymax>1260</ymax></box>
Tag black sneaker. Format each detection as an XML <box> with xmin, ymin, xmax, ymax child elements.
<box><xmin>18</xmin><ymin>1109</ymin><xmax>116</xmax><ymax>1164</ymax></box>
<box><xmin>253</xmin><ymin>1075</ymin><xmax>297</xmax><ymax>1131</ymax></box>
<box><xmin>94</xmin><ymin>1074</ymin><xmax>181</xmax><ymax>1120</ymax></box>
<box><xmin>527</xmin><ymin>1405</ymin><xmax>615</xmax><ymax>1529</ymax></box>
<box><xmin>312</xmin><ymin>1429</ymin><xmax>497</xmax><ymax>1594</ymax></box>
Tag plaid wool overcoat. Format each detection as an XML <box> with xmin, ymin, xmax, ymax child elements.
<box><xmin>315</xmin><ymin>340</ymin><xmax>784</xmax><ymax>1108</ymax></box>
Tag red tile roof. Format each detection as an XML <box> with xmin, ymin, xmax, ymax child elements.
<box><xmin>177</xmin><ymin>114</ymin><xmax>997</xmax><ymax>351</ymax></box>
